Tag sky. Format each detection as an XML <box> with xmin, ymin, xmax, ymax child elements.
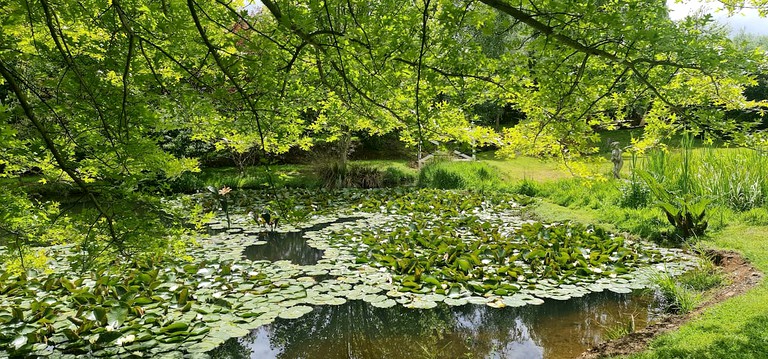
<box><xmin>667</xmin><ymin>0</ymin><xmax>768</xmax><ymax>35</ymax></box>
<box><xmin>246</xmin><ymin>1</ymin><xmax>768</xmax><ymax>36</ymax></box>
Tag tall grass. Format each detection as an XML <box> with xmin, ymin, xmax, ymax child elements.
<box><xmin>640</xmin><ymin>142</ymin><xmax>768</xmax><ymax>212</ymax></box>
<box><xmin>651</xmin><ymin>271</ymin><xmax>701</xmax><ymax>314</ymax></box>
<box><xmin>418</xmin><ymin>161</ymin><xmax>509</xmax><ymax>191</ymax></box>
<box><xmin>698</xmin><ymin>148</ymin><xmax>767</xmax><ymax>211</ymax></box>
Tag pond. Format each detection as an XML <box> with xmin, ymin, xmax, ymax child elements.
<box><xmin>0</xmin><ymin>189</ymin><xmax>694</xmax><ymax>358</ymax></box>
<box><xmin>220</xmin><ymin>212</ymin><xmax>664</xmax><ymax>359</ymax></box>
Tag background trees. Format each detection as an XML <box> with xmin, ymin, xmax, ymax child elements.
<box><xmin>0</xmin><ymin>0</ymin><xmax>765</xmax><ymax>265</ymax></box>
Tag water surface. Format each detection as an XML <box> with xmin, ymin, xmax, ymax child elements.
<box><xmin>210</xmin><ymin>290</ymin><xmax>660</xmax><ymax>359</ymax></box>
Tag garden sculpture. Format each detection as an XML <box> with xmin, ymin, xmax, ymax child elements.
<box><xmin>611</xmin><ymin>142</ymin><xmax>623</xmax><ymax>179</ymax></box>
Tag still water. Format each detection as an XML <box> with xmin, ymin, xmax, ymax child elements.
<box><xmin>210</xmin><ymin>290</ymin><xmax>659</xmax><ymax>359</ymax></box>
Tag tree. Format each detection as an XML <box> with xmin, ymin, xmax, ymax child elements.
<box><xmin>0</xmin><ymin>0</ymin><xmax>764</xmax><ymax>265</ymax></box>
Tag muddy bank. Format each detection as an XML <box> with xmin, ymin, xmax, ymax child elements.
<box><xmin>579</xmin><ymin>250</ymin><xmax>763</xmax><ymax>358</ymax></box>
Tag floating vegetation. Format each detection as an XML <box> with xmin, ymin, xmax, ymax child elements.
<box><xmin>0</xmin><ymin>189</ymin><xmax>695</xmax><ymax>358</ymax></box>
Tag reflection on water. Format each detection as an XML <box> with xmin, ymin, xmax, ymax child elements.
<box><xmin>210</xmin><ymin>290</ymin><xmax>661</xmax><ymax>359</ymax></box>
<box><xmin>243</xmin><ymin>231</ymin><xmax>325</xmax><ymax>265</ymax></box>
<box><xmin>242</xmin><ymin>217</ymin><xmax>363</xmax><ymax>266</ymax></box>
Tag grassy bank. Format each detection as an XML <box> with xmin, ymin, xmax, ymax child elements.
<box><xmin>627</xmin><ymin>224</ymin><xmax>768</xmax><ymax>359</ymax></box>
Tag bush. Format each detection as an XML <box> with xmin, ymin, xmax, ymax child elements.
<box><xmin>420</xmin><ymin>167</ymin><xmax>465</xmax><ymax>189</ymax></box>
<box><xmin>346</xmin><ymin>165</ymin><xmax>384</xmax><ymax>188</ymax></box>
<box><xmin>382</xmin><ymin>167</ymin><xmax>416</xmax><ymax>187</ymax></box>
<box><xmin>618</xmin><ymin>180</ymin><xmax>650</xmax><ymax>209</ymax></box>
<box><xmin>515</xmin><ymin>179</ymin><xmax>539</xmax><ymax>197</ymax></box>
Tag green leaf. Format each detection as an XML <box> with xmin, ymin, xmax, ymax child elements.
<box><xmin>159</xmin><ymin>322</ymin><xmax>189</xmax><ymax>334</ymax></box>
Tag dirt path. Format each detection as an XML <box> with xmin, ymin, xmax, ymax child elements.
<box><xmin>578</xmin><ymin>250</ymin><xmax>763</xmax><ymax>359</ymax></box>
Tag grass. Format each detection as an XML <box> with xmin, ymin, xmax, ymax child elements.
<box><xmin>476</xmin><ymin>151</ymin><xmax>577</xmax><ymax>182</ymax></box>
<box><xmin>627</xmin><ymin>224</ymin><xmax>768</xmax><ymax>359</ymax></box>
<box><xmin>418</xmin><ymin>160</ymin><xmax>509</xmax><ymax>191</ymax></box>
<box><xmin>650</xmin><ymin>271</ymin><xmax>702</xmax><ymax>314</ymax></box>
<box><xmin>604</xmin><ymin>316</ymin><xmax>637</xmax><ymax>341</ymax></box>
<box><xmin>172</xmin><ymin>164</ymin><xmax>319</xmax><ymax>192</ymax></box>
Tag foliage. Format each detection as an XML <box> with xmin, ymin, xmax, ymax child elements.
<box><xmin>206</xmin><ymin>186</ymin><xmax>232</xmax><ymax>228</ymax></box>
<box><xmin>0</xmin><ymin>0</ymin><xmax>764</xmax><ymax>270</ymax></box>
<box><xmin>538</xmin><ymin>178</ymin><xmax>617</xmax><ymax>210</ymax></box>
<box><xmin>418</xmin><ymin>161</ymin><xmax>506</xmax><ymax>191</ymax></box>
<box><xmin>515</xmin><ymin>179</ymin><xmax>539</xmax><ymax>197</ymax></box>
<box><xmin>604</xmin><ymin>316</ymin><xmax>636</xmax><ymax>341</ymax></box>
<box><xmin>618</xmin><ymin>179</ymin><xmax>651</xmax><ymax>209</ymax></box>
<box><xmin>619</xmin><ymin>149</ymin><xmax>651</xmax><ymax>209</ymax></box>
<box><xmin>698</xmin><ymin>148</ymin><xmax>767</xmax><ymax>211</ymax></box>
<box><xmin>638</xmin><ymin>170</ymin><xmax>710</xmax><ymax>240</ymax></box>
<box><xmin>650</xmin><ymin>271</ymin><xmax>701</xmax><ymax>314</ymax></box>
<box><xmin>676</xmin><ymin>249</ymin><xmax>725</xmax><ymax>292</ymax></box>
<box><xmin>382</xmin><ymin>166</ymin><xmax>417</xmax><ymax>187</ymax></box>
<box><xmin>315</xmin><ymin>161</ymin><xmax>397</xmax><ymax>189</ymax></box>
<box><xmin>419</xmin><ymin>166</ymin><xmax>466</xmax><ymax>190</ymax></box>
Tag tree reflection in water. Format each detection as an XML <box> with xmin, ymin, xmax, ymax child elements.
<box><xmin>209</xmin><ymin>290</ymin><xmax>661</xmax><ymax>359</ymax></box>
<box><xmin>243</xmin><ymin>231</ymin><xmax>325</xmax><ymax>265</ymax></box>
<box><xmin>243</xmin><ymin>217</ymin><xmax>364</xmax><ymax>266</ymax></box>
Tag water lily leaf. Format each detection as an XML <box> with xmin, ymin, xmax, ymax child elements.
<box><xmin>325</xmin><ymin>297</ymin><xmax>347</xmax><ymax>306</ymax></box>
<box><xmin>158</xmin><ymin>322</ymin><xmax>188</xmax><ymax>334</ymax></box>
<box><xmin>370</xmin><ymin>299</ymin><xmax>397</xmax><ymax>308</ymax></box>
<box><xmin>608</xmin><ymin>286</ymin><xmax>632</xmax><ymax>294</ymax></box>
<box><xmin>278</xmin><ymin>305</ymin><xmax>313</xmax><ymax>319</ymax></box>
<box><xmin>524</xmin><ymin>297</ymin><xmax>545</xmax><ymax>305</ymax></box>
<box><xmin>363</xmin><ymin>294</ymin><xmax>388</xmax><ymax>303</ymax></box>
<box><xmin>134</xmin><ymin>297</ymin><xmax>153</xmax><ymax>305</ymax></box>
<box><xmin>178</xmin><ymin>288</ymin><xmax>189</xmax><ymax>306</ymax></box>
<box><xmin>107</xmin><ymin>306</ymin><xmax>128</xmax><ymax>328</ymax></box>
<box><xmin>444</xmin><ymin>297</ymin><xmax>468</xmax><ymax>306</ymax></box>
<box><xmin>466</xmin><ymin>296</ymin><xmax>489</xmax><ymax>305</ymax></box>
<box><xmin>186</xmin><ymin>341</ymin><xmax>220</xmax><ymax>353</ymax></box>
<box><xmin>501</xmin><ymin>297</ymin><xmax>526</xmax><ymax>307</ymax></box>
<box><xmin>486</xmin><ymin>300</ymin><xmax>506</xmax><ymax>308</ymax></box>
<box><xmin>406</xmin><ymin>299</ymin><xmax>437</xmax><ymax>309</ymax></box>
<box><xmin>12</xmin><ymin>335</ymin><xmax>28</xmax><ymax>350</ymax></box>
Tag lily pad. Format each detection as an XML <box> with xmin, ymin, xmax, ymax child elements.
<box><xmin>278</xmin><ymin>305</ymin><xmax>314</xmax><ymax>319</ymax></box>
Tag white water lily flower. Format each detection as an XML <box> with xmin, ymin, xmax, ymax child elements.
<box><xmin>116</xmin><ymin>334</ymin><xmax>136</xmax><ymax>346</ymax></box>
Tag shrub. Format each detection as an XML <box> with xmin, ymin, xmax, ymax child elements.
<box><xmin>382</xmin><ymin>167</ymin><xmax>416</xmax><ymax>187</ymax></box>
<box><xmin>618</xmin><ymin>180</ymin><xmax>650</xmax><ymax>209</ymax></box>
<box><xmin>346</xmin><ymin>165</ymin><xmax>384</xmax><ymax>188</ymax></box>
<box><xmin>515</xmin><ymin>179</ymin><xmax>539</xmax><ymax>197</ymax></box>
